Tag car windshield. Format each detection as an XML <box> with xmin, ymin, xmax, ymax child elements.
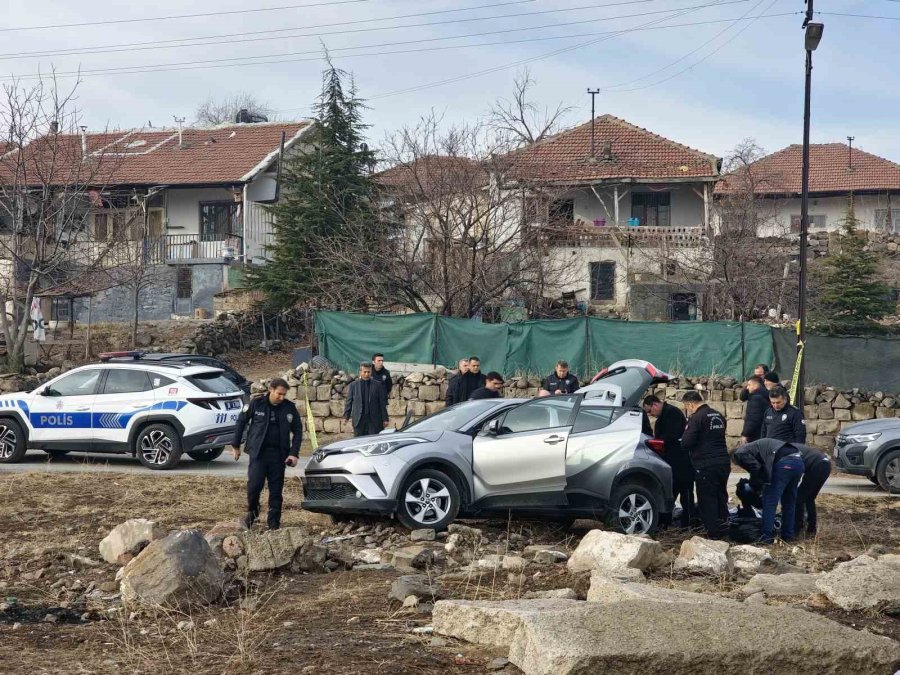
<box><xmin>401</xmin><ymin>400</ymin><xmax>507</xmax><ymax>432</ymax></box>
<box><xmin>187</xmin><ymin>371</ymin><xmax>242</xmax><ymax>394</ymax></box>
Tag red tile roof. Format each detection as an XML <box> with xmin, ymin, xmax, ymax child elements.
<box><xmin>2</xmin><ymin>121</ymin><xmax>311</xmax><ymax>187</ymax></box>
<box><xmin>375</xmin><ymin>155</ymin><xmax>485</xmax><ymax>193</ymax></box>
<box><xmin>715</xmin><ymin>143</ymin><xmax>900</xmax><ymax>195</ymax></box>
<box><xmin>501</xmin><ymin>114</ymin><xmax>720</xmax><ymax>184</ymax></box>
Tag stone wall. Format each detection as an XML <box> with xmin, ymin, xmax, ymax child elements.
<box><xmin>259</xmin><ymin>368</ymin><xmax>900</xmax><ymax>449</ymax></box>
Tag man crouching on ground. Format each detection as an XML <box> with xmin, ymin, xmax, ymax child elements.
<box><xmin>232</xmin><ymin>377</ymin><xmax>302</xmax><ymax>530</ymax></box>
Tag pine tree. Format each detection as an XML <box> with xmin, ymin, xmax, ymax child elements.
<box><xmin>248</xmin><ymin>59</ymin><xmax>376</xmax><ymax>307</ymax></box>
<box><xmin>810</xmin><ymin>202</ymin><xmax>893</xmax><ymax>334</ymax></box>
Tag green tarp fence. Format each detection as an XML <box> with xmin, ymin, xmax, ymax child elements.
<box><xmin>772</xmin><ymin>328</ymin><xmax>900</xmax><ymax>391</ymax></box>
<box><xmin>314</xmin><ymin>311</ymin><xmax>775</xmax><ymax>380</ymax></box>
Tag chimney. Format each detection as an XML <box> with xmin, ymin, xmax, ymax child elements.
<box><xmin>173</xmin><ymin>116</ymin><xmax>185</xmax><ymax>147</ymax></box>
<box><xmin>49</xmin><ymin>120</ymin><xmax>59</xmax><ymax>134</ymax></box>
<box><xmin>79</xmin><ymin>126</ymin><xmax>87</xmax><ymax>156</ymax></box>
<box><xmin>601</xmin><ymin>140</ymin><xmax>613</xmax><ymax>161</ymax></box>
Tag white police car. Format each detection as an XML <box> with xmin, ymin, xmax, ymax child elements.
<box><xmin>0</xmin><ymin>352</ymin><xmax>244</xmax><ymax>470</ymax></box>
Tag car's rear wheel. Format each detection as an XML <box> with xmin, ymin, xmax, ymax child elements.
<box><xmin>187</xmin><ymin>448</ymin><xmax>224</xmax><ymax>462</ymax></box>
<box><xmin>607</xmin><ymin>483</ymin><xmax>659</xmax><ymax>535</ymax></box>
<box><xmin>875</xmin><ymin>449</ymin><xmax>900</xmax><ymax>493</ymax></box>
<box><xmin>135</xmin><ymin>424</ymin><xmax>183</xmax><ymax>470</ymax></box>
<box><xmin>0</xmin><ymin>419</ymin><xmax>26</xmax><ymax>464</ymax></box>
<box><xmin>397</xmin><ymin>469</ymin><xmax>460</xmax><ymax>530</ymax></box>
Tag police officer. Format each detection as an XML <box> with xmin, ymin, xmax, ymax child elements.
<box><xmin>541</xmin><ymin>360</ymin><xmax>580</xmax><ymax>395</ymax></box>
<box><xmin>740</xmin><ymin>376</ymin><xmax>771</xmax><ymax>445</ymax></box>
<box><xmin>680</xmin><ymin>391</ymin><xmax>730</xmax><ymax>539</ymax></box>
<box><xmin>371</xmin><ymin>353</ymin><xmax>393</xmax><ymax>398</ymax></box>
<box><xmin>643</xmin><ymin>395</ymin><xmax>693</xmax><ymax>527</ymax></box>
<box><xmin>795</xmin><ymin>443</ymin><xmax>832</xmax><ymax>535</ymax></box>
<box><xmin>762</xmin><ymin>385</ymin><xmax>806</xmax><ymax>443</ymax></box>
<box><xmin>232</xmin><ymin>377</ymin><xmax>302</xmax><ymax>530</ymax></box>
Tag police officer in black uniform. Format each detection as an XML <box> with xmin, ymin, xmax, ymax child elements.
<box><xmin>762</xmin><ymin>385</ymin><xmax>806</xmax><ymax>443</ymax></box>
<box><xmin>540</xmin><ymin>360</ymin><xmax>580</xmax><ymax>395</ymax></box>
<box><xmin>680</xmin><ymin>391</ymin><xmax>730</xmax><ymax>539</ymax></box>
<box><xmin>643</xmin><ymin>395</ymin><xmax>693</xmax><ymax>527</ymax></box>
<box><xmin>371</xmin><ymin>353</ymin><xmax>393</xmax><ymax>399</ymax></box>
<box><xmin>232</xmin><ymin>377</ymin><xmax>302</xmax><ymax>530</ymax></box>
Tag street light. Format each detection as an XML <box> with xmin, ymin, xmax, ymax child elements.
<box><xmin>795</xmin><ymin>7</ymin><xmax>823</xmax><ymax>410</ymax></box>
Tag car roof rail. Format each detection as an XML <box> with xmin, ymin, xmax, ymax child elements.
<box><xmin>98</xmin><ymin>350</ymin><xmax>146</xmax><ymax>362</ymax></box>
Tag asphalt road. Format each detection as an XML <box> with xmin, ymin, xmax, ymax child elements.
<box><xmin>0</xmin><ymin>449</ymin><xmax>895</xmax><ymax>498</ymax></box>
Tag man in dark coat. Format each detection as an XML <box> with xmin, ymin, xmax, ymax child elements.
<box><xmin>740</xmin><ymin>376</ymin><xmax>771</xmax><ymax>445</ymax></box>
<box><xmin>371</xmin><ymin>353</ymin><xmax>393</xmax><ymax>399</ymax></box>
<box><xmin>445</xmin><ymin>358</ymin><xmax>470</xmax><ymax>406</ymax></box>
<box><xmin>680</xmin><ymin>391</ymin><xmax>730</xmax><ymax>539</ymax></box>
<box><xmin>344</xmin><ymin>362</ymin><xmax>388</xmax><ymax>437</ymax></box>
<box><xmin>739</xmin><ymin>364</ymin><xmax>770</xmax><ymax>402</ymax></box>
<box><xmin>231</xmin><ymin>378</ymin><xmax>302</xmax><ymax>530</ymax></box>
<box><xmin>644</xmin><ymin>395</ymin><xmax>693</xmax><ymax>527</ymax></box>
<box><xmin>469</xmin><ymin>372</ymin><xmax>504</xmax><ymax>400</ymax></box>
<box><xmin>457</xmin><ymin>356</ymin><xmax>486</xmax><ymax>403</ymax></box>
<box><xmin>762</xmin><ymin>385</ymin><xmax>806</xmax><ymax>443</ymax></box>
<box><xmin>540</xmin><ymin>360</ymin><xmax>580</xmax><ymax>395</ymax></box>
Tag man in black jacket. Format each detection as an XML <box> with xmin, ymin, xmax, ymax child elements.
<box><xmin>371</xmin><ymin>353</ymin><xmax>393</xmax><ymax>399</ymax></box>
<box><xmin>231</xmin><ymin>378</ymin><xmax>302</xmax><ymax>530</ymax></box>
<box><xmin>762</xmin><ymin>386</ymin><xmax>806</xmax><ymax>443</ymax></box>
<box><xmin>680</xmin><ymin>391</ymin><xmax>730</xmax><ymax>539</ymax></box>
<box><xmin>739</xmin><ymin>364</ymin><xmax>770</xmax><ymax>402</ymax></box>
<box><xmin>470</xmin><ymin>372</ymin><xmax>504</xmax><ymax>400</ymax></box>
<box><xmin>740</xmin><ymin>376</ymin><xmax>771</xmax><ymax>445</ymax></box>
<box><xmin>541</xmin><ymin>360</ymin><xmax>580</xmax><ymax>395</ymax></box>
<box><xmin>344</xmin><ymin>362</ymin><xmax>388</xmax><ymax>437</ymax></box>
<box><xmin>445</xmin><ymin>358</ymin><xmax>470</xmax><ymax>406</ymax></box>
<box><xmin>457</xmin><ymin>356</ymin><xmax>487</xmax><ymax>403</ymax></box>
<box><xmin>644</xmin><ymin>395</ymin><xmax>693</xmax><ymax>527</ymax></box>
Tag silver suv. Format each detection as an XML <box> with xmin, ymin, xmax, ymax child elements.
<box><xmin>834</xmin><ymin>418</ymin><xmax>900</xmax><ymax>492</ymax></box>
<box><xmin>301</xmin><ymin>360</ymin><xmax>674</xmax><ymax>534</ymax></box>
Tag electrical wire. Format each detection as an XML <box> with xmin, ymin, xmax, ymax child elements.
<box><xmin>0</xmin><ymin>0</ymin><xmax>658</xmax><ymax>61</ymax></box>
<box><xmin>0</xmin><ymin>0</ymin><xmax>375</xmax><ymax>33</ymax></box>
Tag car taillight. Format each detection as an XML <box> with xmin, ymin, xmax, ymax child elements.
<box><xmin>647</xmin><ymin>439</ymin><xmax>665</xmax><ymax>455</ymax></box>
<box><xmin>187</xmin><ymin>398</ymin><xmax>217</xmax><ymax>410</ymax></box>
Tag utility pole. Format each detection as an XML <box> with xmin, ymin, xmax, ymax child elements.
<box><xmin>587</xmin><ymin>89</ymin><xmax>600</xmax><ymax>157</ymax></box>
<box><xmin>796</xmin><ymin>0</ymin><xmax>824</xmax><ymax>409</ymax></box>
<box><xmin>847</xmin><ymin>136</ymin><xmax>855</xmax><ymax>169</ymax></box>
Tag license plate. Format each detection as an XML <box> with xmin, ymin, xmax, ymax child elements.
<box><xmin>305</xmin><ymin>476</ymin><xmax>332</xmax><ymax>490</ymax></box>
<box><xmin>224</xmin><ymin>399</ymin><xmax>242</xmax><ymax>410</ymax></box>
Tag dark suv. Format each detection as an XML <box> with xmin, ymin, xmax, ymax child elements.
<box><xmin>100</xmin><ymin>352</ymin><xmax>251</xmax><ymax>397</ymax></box>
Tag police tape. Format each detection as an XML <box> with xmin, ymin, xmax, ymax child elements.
<box><xmin>303</xmin><ymin>371</ymin><xmax>319</xmax><ymax>451</ymax></box>
<box><xmin>789</xmin><ymin>340</ymin><xmax>804</xmax><ymax>405</ymax></box>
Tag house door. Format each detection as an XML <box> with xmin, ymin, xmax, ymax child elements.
<box><xmin>668</xmin><ymin>293</ymin><xmax>697</xmax><ymax>321</ymax></box>
<box><xmin>173</xmin><ymin>266</ymin><xmax>193</xmax><ymax>315</ymax></box>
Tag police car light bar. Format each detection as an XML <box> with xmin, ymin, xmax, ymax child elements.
<box><xmin>99</xmin><ymin>350</ymin><xmax>145</xmax><ymax>362</ymax></box>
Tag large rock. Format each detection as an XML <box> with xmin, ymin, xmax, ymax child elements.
<box><xmin>389</xmin><ymin>575</ymin><xmax>445</xmax><ymax>603</ymax></box>
<box><xmin>727</xmin><ymin>545</ymin><xmax>772</xmax><ymax>575</ymax></box>
<box><xmin>674</xmin><ymin>537</ymin><xmax>731</xmax><ymax>575</ymax></box>
<box><xmin>120</xmin><ymin>530</ymin><xmax>224</xmax><ymax>607</ymax></box>
<box><xmin>503</xmin><ymin>599</ymin><xmax>900</xmax><ymax>675</ymax></box>
<box><xmin>744</xmin><ymin>573</ymin><xmax>822</xmax><ymax>598</ymax></box>
<box><xmin>587</xmin><ymin>573</ymin><xmax>730</xmax><ymax>605</ymax></box>
<box><xmin>99</xmin><ymin>518</ymin><xmax>166</xmax><ymax>564</ymax></box>
<box><xmin>816</xmin><ymin>554</ymin><xmax>900</xmax><ymax>612</ymax></box>
<box><xmin>245</xmin><ymin>528</ymin><xmax>326</xmax><ymax>572</ymax></box>
<box><xmin>389</xmin><ymin>545</ymin><xmax>434</xmax><ymax>571</ymax></box>
<box><xmin>433</xmin><ymin>598</ymin><xmax>582</xmax><ymax>648</ymax></box>
<box><xmin>566</xmin><ymin>530</ymin><xmax>662</xmax><ymax>574</ymax></box>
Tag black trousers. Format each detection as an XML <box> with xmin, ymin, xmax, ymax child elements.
<box><xmin>674</xmin><ymin>474</ymin><xmax>696</xmax><ymax>527</ymax></box>
<box><xmin>353</xmin><ymin>418</ymin><xmax>380</xmax><ymax>437</ymax></box>
<box><xmin>695</xmin><ymin>464</ymin><xmax>730</xmax><ymax>538</ymax></box>
<box><xmin>247</xmin><ymin>449</ymin><xmax>286</xmax><ymax>529</ymax></box>
<box><xmin>795</xmin><ymin>459</ymin><xmax>830</xmax><ymax>533</ymax></box>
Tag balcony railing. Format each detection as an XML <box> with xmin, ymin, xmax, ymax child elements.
<box><xmin>161</xmin><ymin>234</ymin><xmax>243</xmax><ymax>263</ymax></box>
<box><xmin>68</xmin><ymin>234</ymin><xmax>243</xmax><ymax>267</ymax></box>
<box><xmin>524</xmin><ymin>222</ymin><xmax>707</xmax><ymax>248</ymax></box>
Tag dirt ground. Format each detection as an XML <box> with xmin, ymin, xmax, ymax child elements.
<box><xmin>0</xmin><ymin>473</ymin><xmax>897</xmax><ymax>674</ymax></box>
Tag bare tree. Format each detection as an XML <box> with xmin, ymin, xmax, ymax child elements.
<box><xmin>0</xmin><ymin>77</ymin><xmax>121</xmax><ymax>372</ymax></box>
<box><xmin>488</xmin><ymin>69</ymin><xmax>573</xmax><ymax>148</ymax></box>
<box><xmin>194</xmin><ymin>92</ymin><xmax>274</xmax><ymax>126</ymax></box>
<box><xmin>314</xmin><ymin>114</ymin><xmax>575</xmax><ymax>317</ymax></box>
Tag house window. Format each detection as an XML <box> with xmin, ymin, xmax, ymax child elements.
<box><xmin>549</xmin><ymin>199</ymin><xmax>574</xmax><ymax>227</ymax></box>
<box><xmin>875</xmin><ymin>209</ymin><xmax>899</xmax><ymax>233</ymax></box>
<box><xmin>790</xmin><ymin>214</ymin><xmax>827</xmax><ymax>232</ymax></box>
<box><xmin>50</xmin><ymin>297</ymin><xmax>72</xmax><ymax>322</ymax></box>
<box><xmin>176</xmin><ymin>266</ymin><xmax>193</xmax><ymax>300</ymax></box>
<box><xmin>668</xmin><ymin>293</ymin><xmax>697</xmax><ymax>321</ymax></box>
<box><xmin>93</xmin><ymin>213</ymin><xmax>109</xmax><ymax>240</ymax></box>
<box><xmin>200</xmin><ymin>202</ymin><xmax>240</xmax><ymax>242</ymax></box>
<box><xmin>590</xmin><ymin>261</ymin><xmax>616</xmax><ymax>302</ymax></box>
<box><xmin>631</xmin><ymin>192</ymin><xmax>670</xmax><ymax>227</ymax></box>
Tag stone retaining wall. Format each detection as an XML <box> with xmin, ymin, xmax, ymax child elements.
<box><xmin>259</xmin><ymin>368</ymin><xmax>900</xmax><ymax>449</ymax></box>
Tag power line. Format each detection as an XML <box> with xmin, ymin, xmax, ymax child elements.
<box><xmin>0</xmin><ymin>0</ymin><xmax>655</xmax><ymax>61</ymax></box>
<box><xmin>818</xmin><ymin>10</ymin><xmax>900</xmax><ymax>20</ymax></box>
<box><xmin>0</xmin><ymin>0</ymin><xmax>374</xmax><ymax>33</ymax></box>
<box><xmin>3</xmin><ymin>1</ymin><xmax>761</xmax><ymax>82</ymax></box>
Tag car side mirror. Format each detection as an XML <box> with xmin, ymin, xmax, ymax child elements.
<box><xmin>40</xmin><ymin>388</ymin><xmax>55</xmax><ymax>397</ymax></box>
<box><xmin>486</xmin><ymin>418</ymin><xmax>501</xmax><ymax>435</ymax></box>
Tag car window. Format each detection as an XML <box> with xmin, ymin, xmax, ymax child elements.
<box><xmin>149</xmin><ymin>373</ymin><xmax>176</xmax><ymax>388</ymax></box>
<box><xmin>402</xmin><ymin>400</ymin><xmax>506</xmax><ymax>432</ymax></box>
<box><xmin>500</xmin><ymin>396</ymin><xmax>577</xmax><ymax>434</ymax></box>
<box><xmin>46</xmin><ymin>369</ymin><xmax>101</xmax><ymax>397</ymax></box>
<box><xmin>572</xmin><ymin>406</ymin><xmax>618</xmax><ymax>434</ymax></box>
<box><xmin>103</xmin><ymin>369</ymin><xmax>152</xmax><ymax>395</ymax></box>
<box><xmin>187</xmin><ymin>372</ymin><xmax>242</xmax><ymax>394</ymax></box>
<box><xmin>596</xmin><ymin>368</ymin><xmax>647</xmax><ymax>397</ymax></box>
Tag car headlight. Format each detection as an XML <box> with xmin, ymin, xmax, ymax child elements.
<box><xmin>845</xmin><ymin>433</ymin><xmax>881</xmax><ymax>444</ymax></box>
<box><xmin>349</xmin><ymin>438</ymin><xmax>428</xmax><ymax>457</ymax></box>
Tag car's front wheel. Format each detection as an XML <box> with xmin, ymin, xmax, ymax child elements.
<box><xmin>607</xmin><ymin>483</ymin><xmax>660</xmax><ymax>535</ymax></box>
<box><xmin>876</xmin><ymin>449</ymin><xmax>900</xmax><ymax>493</ymax></box>
<box><xmin>0</xmin><ymin>418</ymin><xmax>26</xmax><ymax>464</ymax></box>
<box><xmin>187</xmin><ymin>448</ymin><xmax>224</xmax><ymax>462</ymax></box>
<box><xmin>135</xmin><ymin>424</ymin><xmax>183</xmax><ymax>470</ymax></box>
<box><xmin>396</xmin><ymin>469</ymin><xmax>460</xmax><ymax>530</ymax></box>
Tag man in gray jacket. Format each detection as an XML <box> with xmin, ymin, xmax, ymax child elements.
<box><xmin>344</xmin><ymin>362</ymin><xmax>388</xmax><ymax>437</ymax></box>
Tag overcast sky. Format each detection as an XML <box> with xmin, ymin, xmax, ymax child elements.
<box><xmin>4</xmin><ymin>0</ymin><xmax>898</xmax><ymax>163</ymax></box>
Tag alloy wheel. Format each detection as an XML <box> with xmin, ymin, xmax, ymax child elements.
<box><xmin>617</xmin><ymin>492</ymin><xmax>654</xmax><ymax>535</ymax></box>
<box><xmin>404</xmin><ymin>477</ymin><xmax>452</xmax><ymax>526</ymax></box>
<box><xmin>140</xmin><ymin>429</ymin><xmax>174</xmax><ymax>466</ymax></box>
<box><xmin>886</xmin><ymin>457</ymin><xmax>900</xmax><ymax>489</ymax></box>
<box><xmin>0</xmin><ymin>425</ymin><xmax>16</xmax><ymax>460</ymax></box>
